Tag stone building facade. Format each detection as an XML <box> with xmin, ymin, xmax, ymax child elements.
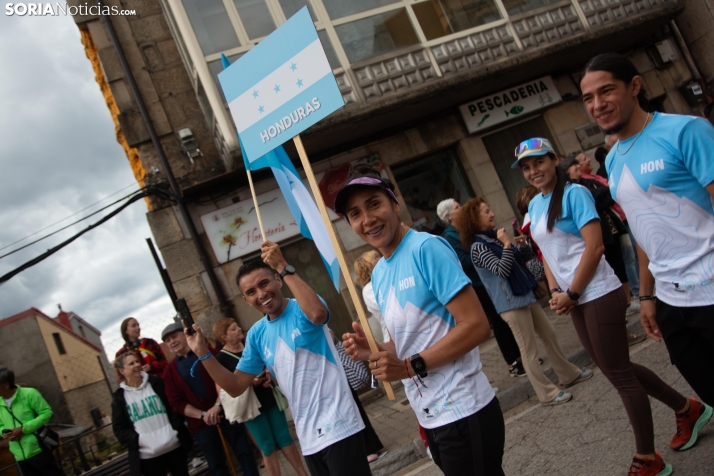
<box><xmin>0</xmin><ymin>309</ymin><xmax>114</xmax><ymax>428</ymax></box>
<box><xmin>71</xmin><ymin>0</ymin><xmax>713</xmax><ymax>337</ymax></box>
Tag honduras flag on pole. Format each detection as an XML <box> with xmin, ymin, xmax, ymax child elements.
<box><xmin>221</xmin><ymin>49</ymin><xmax>341</xmax><ymax>292</ymax></box>
<box><xmin>238</xmin><ymin>140</ymin><xmax>341</xmax><ymax>291</ymax></box>
<box><xmin>217</xmin><ymin>6</ymin><xmax>344</xmax><ymax>161</ymax></box>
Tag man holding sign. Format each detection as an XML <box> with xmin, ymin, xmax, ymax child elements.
<box><xmin>185</xmin><ymin>241</ymin><xmax>371</xmax><ymax>476</ymax></box>
<box><xmin>337</xmin><ymin>168</ymin><xmax>505</xmax><ymax>476</ymax></box>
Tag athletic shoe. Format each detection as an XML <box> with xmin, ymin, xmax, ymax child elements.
<box><xmin>670</xmin><ymin>397</ymin><xmax>713</xmax><ymax>451</ymax></box>
<box><xmin>563</xmin><ymin>369</ymin><xmax>593</xmax><ymax>388</ymax></box>
<box><xmin>627</xmin><ymin>451</ymin><xmax>672</xmax><ymax>476</ymax></box>
<box><xmin>628</xmin><ymin>332</ymin><xmax>646</xmax><ymax>346</ymax></box>
<box><xmin>542</xmin><ymin>391</ymin><xmax>572</xmax><ymax>406</ymax></box>
<box><xmin>509</xmin><ymin>361</ymin><xmax>526</xmax><ymax>378</ymax></box>
<box><xmin>626</xmin><ymin>299</ymin><xmax>641</xmax><ymax>316</ymax></box>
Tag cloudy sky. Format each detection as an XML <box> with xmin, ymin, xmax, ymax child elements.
<box><xmin>0</xmin><ymin>12</ymin><xmax>176</xmax><ymax>356</ymax></box>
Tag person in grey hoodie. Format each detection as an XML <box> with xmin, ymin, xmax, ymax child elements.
<box><xmin>112</xmin><ymin>352</ymin><xmax>192</xmax><ymax>476</ymax></box>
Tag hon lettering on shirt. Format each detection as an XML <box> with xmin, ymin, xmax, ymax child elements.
<box><xmin>641</xmin><ymin>159</ymin><xmax>665</xmax><ymax>174</ymax></box>
<box><xmin>399</xmin><ymin>276</ymin><xmax>415</xmax><ymax>291</ymax></box>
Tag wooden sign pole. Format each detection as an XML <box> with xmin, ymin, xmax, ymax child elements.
<box><xmin>246</xmin><ymin>169</ymin><xmax>266</xmax><ymax>239</ymax></box>
<box><xmin>293</xmin><ymin>135</ymin><xmax>395</xmax><ymax>400</ymax></box>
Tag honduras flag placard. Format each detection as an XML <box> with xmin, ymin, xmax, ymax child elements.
<box><xmin>219</xmin><ymin>6</ymin><xmax>344</xmax><ymax>160</ymax></box>
<box><xmin>239</xmin><ymin>141</ymin><xmax>341</xmax><ymax>291</ymax></box>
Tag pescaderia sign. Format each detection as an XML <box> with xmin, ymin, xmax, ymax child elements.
<box><xmin>459</xmin><ymin>76</ymin><xmax>562</xmax><ymax>133</ymax></box>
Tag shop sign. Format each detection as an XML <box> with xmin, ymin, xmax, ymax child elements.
<box><xmin>200</xmin><ymin>176</ymin><xmax>339</xmax><ymax>263</ymax></box>
<box><xmin>459</xmin><ymin>76</ymin><xmax>562</xmax><ymax>133</ymax></box>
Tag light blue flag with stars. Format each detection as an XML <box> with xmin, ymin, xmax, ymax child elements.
<box><xmin>221</xmin><ymin>54</ymin><xmax>341</xmax><ymax>291</ymax></box>
<box><xmin>217</xmin><ymin>6</ymin><xmax>344</xmax><ymax>160</ymax></box>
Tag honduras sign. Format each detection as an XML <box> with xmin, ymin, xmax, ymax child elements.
<box><xmin>218</xmin><ymin>7</ymin><xmax>344</xmax><ymax>160</ymax></box>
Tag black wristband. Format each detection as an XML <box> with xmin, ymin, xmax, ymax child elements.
<box><xmin>549</xmin><ymin>287</ymin><xmax>562</xmax><ymax>296</ymax></box>
<box><xmin>639</xmin><ymin>295</ymin><xmax>654</xmax><ymax>301</ymax></box>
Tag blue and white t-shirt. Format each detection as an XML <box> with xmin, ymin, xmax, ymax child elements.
<box><xmin>237</xmin><ymin>298</ymin><xmax>363</xmax><ymax>455</ymax></box>
<box><xmin>606</xmin><ymin>112</ymin><xmax>714</xmax><ymax>307</ymax></box>
<box><xmin>529</xmin><ymin>184</ymin><xmax>621</xmax><ymax>304</ymax></box>
<box><xmin>371</xmin><ymin>230</ymin><xmax>495</xmax><ymax>430</ymax></box>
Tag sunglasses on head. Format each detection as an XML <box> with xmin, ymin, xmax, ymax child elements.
<box><xmin>515</xmin><ymin>138</ymin><xmax>551</xmax><ymax>157</ymax></box>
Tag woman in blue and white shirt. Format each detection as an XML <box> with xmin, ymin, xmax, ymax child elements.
<box><xmin>513</xmin><ymin>137</ymin><xmax>693</xmax><ymax>475</ymax></box>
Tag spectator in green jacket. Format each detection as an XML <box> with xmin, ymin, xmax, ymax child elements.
<box><xmin>0</xmin><ymin>366</ymin><xmax>63</xmax><ymax>475</ymax></box>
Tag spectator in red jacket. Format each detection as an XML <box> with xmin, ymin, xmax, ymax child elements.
<box><xmin>161</xmin><ymin>322</ymin><xmax>259</xmax><ymax>476</ymax></box>
<box><xmin>116</xmin><ymin>317</ymin><xmax>168</xmax><ymax>378</ymax></box>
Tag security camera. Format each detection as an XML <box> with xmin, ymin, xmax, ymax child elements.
<box><xmin>177</xmin><ymin>127</ymin><xmax>202</xmax><ymax>160</ymax></box>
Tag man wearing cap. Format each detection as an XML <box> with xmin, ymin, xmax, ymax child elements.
<box><xmin>161</xmin><ymin>322</ymin><xmax>259</xmax><ymax>476</ymax></box>
<box><xmin>336</xmin><ymin>168</ymin><xmax>504</xmax><ymax>476</ymax></box>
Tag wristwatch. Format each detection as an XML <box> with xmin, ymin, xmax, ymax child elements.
<box><xmin>279</xmin><ymin>264</ymin><xmax>296</xmax><ymax>279</ymax></box>
<box><xmin>410</xmin><ymin>354</ymin><xmax>428</xmax><ymax>378</ymax></box>
<box><xmin>566</xmin><ymin>289</ymin><xmax>581</xmax><ymax>301</ymax></box>
<box><xmin>200</xmin><ymin>411</ymin><xmax>207</xmax><ymax>419</ymax></box>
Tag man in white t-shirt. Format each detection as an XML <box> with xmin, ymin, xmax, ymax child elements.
<box><xmin>581</xmin><ymin>52</ymin><xmax>714</xmax><ymax>407</ymax></box>
<box><xmin>335</xmin><ymin>170</ymin><xmax>503</xmax><ymax>476</ymax></box>
<box><xmin>185</xmin><ymin>241</ymin><xmax>369</xmax><ymax>476</ymax></box>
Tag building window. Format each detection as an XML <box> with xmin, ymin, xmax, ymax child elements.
<box><xmin>232</xmin><ymin>0</ymin><xmax>276</xmax><ymax>39</ymax></box>
<box><xmin>322</xmin><ymin>0</ymin><xmax>400</xmax><ymax>19</ymax></box>
<box><xmin>52</xmin><ymin>333</ymin><xmax>67</xmax><ymax>355</ymax></box>
<box><xmin>501</xmin><ymin>0</ymin><xmax>560</xmax><ymax>16</ymax></box>
<box><xmin>391</xmin><ymin>149</ymin><xmax>474</xmax><ymax>234</ymax></box>
<box><xmin>413</xmin><ymin>0</ymin><xmax>502</xmax><ymax>40</ymax></box>
<box><xmin>334</xmin><ymin>8</ymin><xmax>420</xmax><ymax>63</ymax></box>
<box><xmin>181</xmin><ymin>0</ymin><xmax>241</xmax><ymax>55</ymax></box>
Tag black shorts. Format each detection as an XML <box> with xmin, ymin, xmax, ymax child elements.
<box><xmin>423</xmin><ymin>396</ymin><xmax>505</xmax><ymax>476</ymax></box>
<box><xmin>304</xmin><ymin>431</ymin><xmax>372</xmax><ymax>476</ymax></box>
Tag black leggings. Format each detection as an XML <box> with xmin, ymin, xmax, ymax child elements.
<box><xmin>570</xmin><ymin>287</ymin><xmax>686</xmax><ymax>454</ymax></box>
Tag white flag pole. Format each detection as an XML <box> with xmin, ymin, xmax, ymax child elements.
<box><xmin>293</xmin><ymin>134</ymin><xmax>396</xmax><ymax>401</ymax></box>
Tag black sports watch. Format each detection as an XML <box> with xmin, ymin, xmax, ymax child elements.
<box><xmin>279</xmin><ymin>264</ymin><xmax>296</xmax><ymax>279</ymax></box>
<box><xmin>566</xmin><ymin>289</ymin><xmax>581</xmax><ymax>301</ymax></box>
<box><xmin>410</xmin><ymin>354</ymin><xmax>427</xmax><ymax>378</ymax></box>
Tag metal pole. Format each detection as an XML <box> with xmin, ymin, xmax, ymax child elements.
<box><xmin>146</xmin><ymin>238</ymin><xmax>179</xmax><ymax>309</ymax></box>
<box><xmin>96</xmin><ymin>0</ymin><xmax>233</xmax><ymax>317</ymax></box>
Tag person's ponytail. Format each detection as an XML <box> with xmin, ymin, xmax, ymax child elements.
<box><xmin>546</xmin><ymin>163</ymin><xmax>568</xmax><ymax>232</ymax></box>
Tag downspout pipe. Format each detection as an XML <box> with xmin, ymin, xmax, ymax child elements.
<box><xmin>669</xmin><ymin>20</ymin><xmax>702</xmax><ymax>81</ymax></box>
<box><xmin>96</xmin><ymin>0</ymin><xmax>233</xmax><ymax>317</ymax></box>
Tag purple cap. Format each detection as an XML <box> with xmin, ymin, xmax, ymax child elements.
<box><xmin>333</xmin><ymin>176</ymin><xmax>398</xmax><ymax>220</ymax></box>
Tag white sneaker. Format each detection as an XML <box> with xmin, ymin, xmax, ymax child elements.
<box><xmin>626</xmin><ymin>299</ymin><xmax>641</xmax><ymax>316</ymax></box>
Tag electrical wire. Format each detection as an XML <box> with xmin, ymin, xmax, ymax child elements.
<box><xmin>0</xmin><ymin>181</ymin><xmax>142</xmax><ymax>253</ymax></box>
<box><xmin>0</xmin><ymin>189</ymin><xmax>144</xmax><ymax>261</ymax></box>
<box><xmin>0</xmin><ymin>187</ymin><xmax>177</xmax><ymax>286</ymax></box>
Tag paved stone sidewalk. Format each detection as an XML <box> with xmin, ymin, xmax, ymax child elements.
<box><xmin>400</xmin><ymin>340</ymin><xmax>714</xmax><ymax>475</ymax></box>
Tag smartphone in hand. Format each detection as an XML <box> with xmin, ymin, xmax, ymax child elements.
<box><xmin>176</xmin><ymin>298</ymin><xmax>196</xmax><ymax>335</ymax></box>
<box><xmin>511</xmin><ymin>218</ymin><xmax>522</xmax><ymax>236</ymax></box>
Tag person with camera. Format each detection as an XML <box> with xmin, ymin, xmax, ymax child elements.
<box><xmin>161</xmin><ymin>322</ymin><xmax>259</xmax><ymax>476</ymax></box>
<box><xmin>0</xmin><ymin>366</ymin><xmax>63</xmax><ymax>476</ymax></box>
<box><xmin>116</xmin><ymin>317</ymin><xmax>168</xmax><ymax>378</ymax></box>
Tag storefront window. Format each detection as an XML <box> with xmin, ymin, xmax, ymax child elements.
<box><xmin>322</xmin><ymin>0</ymin><xmax>400</xmax><ymax>20</ymax></box>
<box><xmin>501</xmin><ymin>0</ymin><xmax>560</xmax><ymax>16</ymax></box>
<box><xmin>181</xmin><ymin>0</ymin><xmax>241</xmax><ymax>55</ymax></box>
<box><xmin>391</xmin><ymin>150</ymin><xmax>474</xmax><ymax>234</ymax></box>
<box><xmin>413</xmin><ymin>0</ymin><xmax>503</xmax><ymax>41</ymax></box>
<box><xmin>232</xmin><ymin>0</ymin><xmax>276</xmax><ymax>39</ymax></box>
<box><xmin>335</xmin><ymin>8</ymin><xmax>420</xmax><ymax>63</ymax></box>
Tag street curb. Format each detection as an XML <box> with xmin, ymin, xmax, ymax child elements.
<box><xmin>376</xmin><ymin>317</ymin><xmax>645</xmax><ymax>475</ymax></box>
<box><xmin>371</xmin><ymin>438</ymin><xmax>427</xmax><ymax>476</ymax></box>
